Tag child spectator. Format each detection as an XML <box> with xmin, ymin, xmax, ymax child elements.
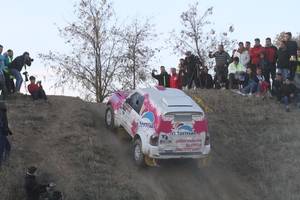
<box><xmin>170</xmin><ymin>68</ymin><xmax>182</xmax><ymax>89</ymax></box>
<box><xmin>228</xmin><ymin>57</ymin><xmax>245</xmax><ymax>89</ymax></box>
<box><xmin>240</xmin><ymin>67</ymin><xmax>257</xmax><ymax>95</ymax></box>
<box><xmin>271</xmin><ymin>72</ymin><xmax>284</xmax><ymax>101</ymax></box>
<box><xmin>277</xmin><ymin>41</ymin><xmax>290</xmax><ymax>80</ymax></box>
<box><xmin>152</xmin><ymin>66</ymin><xmax>170</xmax><ymax>87</ymax></box>
<box><xmin>280</xmin><ymin>78</ymin><xmax>297</xmax><ymax>112</ymax></box>
<box><xmin>28</xmin><ymin>76</ymin><xmax>47</xmax><ymax>101</ymax></box>
<box><xmin>199</xmin><ymin>67</ymin><xmax>213</xmax><ymax>89</ymax></box>
<box><xmin>255</xmin><ymin>67</ymin><xmax>270</xmax><ymax>96</ymax></box>
<box><xmin>258</xmin><ymin>52</ymin><xmax>271</xmax><ymax>83</ymax></box>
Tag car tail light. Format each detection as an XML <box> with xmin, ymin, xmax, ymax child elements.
<box><xmin>204</xmin><ymin>132</ymin><xmax>210</xmax><ymax>145</ymax></box>
<box><xmin>150</xmin><ymin>135</ymin><xmax>159</xmax><ymax>146</ymax></box>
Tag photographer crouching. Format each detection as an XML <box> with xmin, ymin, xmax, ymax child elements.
<box><xmin>28</xmin><ymin>76</ymin><xmax>47</xmax><ymax>101</ymax></box>
<box><xmin>9</xmin><ymin>52</ymin><xmax>33</xmax><ymax>93</ymax></box>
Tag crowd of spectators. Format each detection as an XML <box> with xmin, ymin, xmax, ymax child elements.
<box><xmin>152</xmin><ymin>32</ymin><xmax>300</xmax><ymax>112</ymax></box>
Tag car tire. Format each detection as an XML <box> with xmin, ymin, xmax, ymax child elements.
<box><xmin>105</xmin><ymin>105</ymin><xmax>115</xmax><ymax>130</ymax></box>
<box><xmin>133</xmin><ymin>139</ymin><xmax>146</xmax><ymax>167</ymax></box>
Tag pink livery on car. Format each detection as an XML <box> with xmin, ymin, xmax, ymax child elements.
<box><xmin>105</xmin><ymin>86</ymin><xmax>211</xmax><ymax>167</ymax></box>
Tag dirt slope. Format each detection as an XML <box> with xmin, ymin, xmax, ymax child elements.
<box><xmin>0</xmin><ymin>91</ymin><xmax>299</xmax><ymax>200</ymax></box>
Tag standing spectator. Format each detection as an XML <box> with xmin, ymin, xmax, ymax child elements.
<box><xmin>199</xmin><ymin>67</ymin><xmax>213</xmax><ymax>89</ymax></box>
<box><xmin>178</xmin><ymin>58</ymin><xmax>187</xmax><ymax>88</ymax></box>
<box><xmin>3</xmin><ymin>50</ymin><xmax>15</xmax><ymax>94</ymax></box>
<box><xmin>0</xmin><ymin>102</ymin><xmax>12</xmax><ymax>167</ymax></box>
<box><xmin>9</xmin><ymin>52</ymin><xmax>33</xmax><ymax>93</ymax></box>
<box><xmin>209</xmin><ymin>44</ymin><xmax>231</xmax><ymax>89</ymax></box>
<box><xmin>228</xmin><ymin>57</ymin><xmax>245</xmax><ymax>89</ymax></box>
<box><xmin>169</xmin><ymin>68</ymin><xmax>181</xmax><ymax>89</ymax></box>
<box><xmin>245</xmin><ymin>41</ymin><xmax>251</xmax><ymax>51</ymax></box>
<box><xmin>295</xmin><ymin>49</ymin><xmax>300</xmax><ymax>86</ymax></box>
<box><xmin>277</xmin><ymin>41</ymin><xmax>290</xmax><ymax>80</ymax></box>
<box><xmin>152</xmin><ymin>66</ymin><xmax>170</xmax><ymax>87</ymax></box>
<box><xmin>0</xmin><ymin>45</ymin><xmax>7</xmax><ymax>99</ymax></box>
<box><xmin>250</xmin><ymin>38</ymin><xmax>264</xmax><ymax>70</ymax></box>
<box><xmin>184</xmin><ymin>51</ymin><xmax>201</xmax><ymax>89</ymax></box>
<box><xmin>271</xmin><ymin>72</ymin><xmax>284</xmax><ymax>101</ymax></box>
<box><xmin>233</xmin><ymin>42</ymin><xmax>250</xmax><ymax>69</ymax></box>
<box><xmin>284</xmin><ymin>32</ymin><xmax>298</xmax><ymax>80</ymax></box>
<box><xmin>28</xmin><ymin>76</ymin><xmax>47</xmax><ymax>101</ymax></box>
<box><xmin>280</xmin><ymin>78</ymin><xmax>297</xmax><ymax>112</ymax></box>
<box><xmin>240</xmin><ymin>67</ymin><xmax>257</xmax><ymax>95</ymax></box>
<box><xmin>264</xmin><ymin>38</ymin><xmax>278</xmax><ymax>81</ymax></box>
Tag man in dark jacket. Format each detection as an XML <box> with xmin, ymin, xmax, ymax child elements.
<box><xmin>25</xmin><ymin>166</ymin><xmax>53</xmax><ymax>200</ymax></box>
<box><xmin>277</xmin><ymin>41</ymin><xmax>290</xmax><ymax>80</ymax></box>
<box><xmin>265</xmin><ymin>38</ymin><xmax>278</xmax><ymax>81</ymax></box>
<box><xmin>0</xmin><ymin>102</ymin><xmax>12</xmax><ymax>167</ymax></box>
<box><xmin>9</xmin><ymin>52</ymin><xmax>33</xmax><ymax>92</ymax></box>
<box><xmin>199</xmin><ymin>67</ymin><xmax>213</xmax><ymax>89</ymax></box>
<box><xmin>152</xmin><ymin>66</ymin><xmax>170</xmax><ymax>87</ymax></box>
<box><xmin>184</xmin><ymin>51</ymin><xmax>201</xmax><ymax>89</ymax></box>
<box><xmin>209</xmin><ymin>45</ymin><xmax>231</xmax><ymax>88</ymax></box>
<box><xmin>284</xmin><ymin>32</ymin><xmax>298</xmax><ymax>80</ymax></box>
<box><xmin>271</xmin><ymin>72</ymin><xmax>284</xmax><ymax>101</ymax></box>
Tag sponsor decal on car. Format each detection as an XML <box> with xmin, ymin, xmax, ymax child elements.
<box><xmin>171</xmin><ymin>123</ymin><xmax>194</xmax><ymax>136</ymax></box>
<box><xmin>139</xmin><ymin>111</ymin><xmax>155</xmax><ymax>128</ymax></box>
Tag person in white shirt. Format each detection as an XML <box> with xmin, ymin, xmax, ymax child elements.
<box><xmin>233</xmin><ymin>42</ymin><xmax>250</xmax><ymax>68</ymax></box>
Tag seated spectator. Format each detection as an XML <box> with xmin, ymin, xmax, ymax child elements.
<box><xmin>280</xmin><ymin>78</ymin><xmax>297</xmax><ymax>112</ymax></box>
<box><xmin>25</xmin><ymin>166</ymin><xmax>55</xmax><ymax>200</ymax></box>
<box><xmin>199</xmin><ymin>67</ymin><xmax>213</xmax><ymax>89</ymax></box>
<box><xmin>228</xmin><ymin>57</ymin><xmax>245</xmax><ymax>89</ymax></box>
<box><xmin>170</xmin><ymin>68</ymin><xmax>182</xmax><ymax>89</ymax></box>
<box><xmin>240</xmin><ymin>67</ymin><xmax>257</xmax><ymax>95</ymax></box>
<box><xmin>28</xmin><ymin>76</ymin><xmax>47</xmax><ymax>101</ymax></box>
<box><xmin>277</xmin><ymin>41</ymin><xmax>290</xmax><ymax>80</ymax></box>
<box><xmin>258</xmin><ymin>52</ymin><xmax>271</xmax><ymax>83</ymax></box>
<box><xmin>255</xmin><ymin>67</ymin><xmax>270</xmax><ymax>96</ymax></box>
<box><xmin>151</xmin><ymin>66</ymin><xmax>170</xmax><ymax>87</ymax></box>
<box><xmin>271</xmin><ymin>72</ymin><xmax>284</xmax><ymax>101</ymax></box>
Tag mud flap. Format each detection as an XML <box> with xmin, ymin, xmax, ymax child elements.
<box><xmin>144</xmin><ymin>155</ymin><xmax>158</xmax><ymax>167</ymax></box>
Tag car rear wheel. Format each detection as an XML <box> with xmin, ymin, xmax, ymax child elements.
<box><xmin>133</xmin><ymin>139</ymin><xmax>146</xmax><ymax>167</ymax></box>
<box><xmin>105</xmin><ymin>106</ymin><xmax>115</xmax><ymax>130</ymax></box>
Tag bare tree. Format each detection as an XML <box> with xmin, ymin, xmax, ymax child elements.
<box><xmin>119</xmin><ymin>19</ymin><xmax>156</xmax><ymax>90</ymax></box>
<box><xmin>169</xmin><ymin>2</ymin><xmax>236</xmax><ymax>67</ymax></box>
<box><xmin>39</xmin><ymin>0</ymin><xmax>123</xmax><ymax>102</ymax></box>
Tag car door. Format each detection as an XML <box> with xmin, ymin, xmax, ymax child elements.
<box><xmin>121</xmin><ymin>92</ymin><xmax>144</xmax><ymax>136</ymax></box>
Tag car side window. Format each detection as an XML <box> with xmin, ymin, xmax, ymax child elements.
<box><xmin>127</xmin><ymin>92</ymin><xmax>144</xmax><ymax>114</ymax></box>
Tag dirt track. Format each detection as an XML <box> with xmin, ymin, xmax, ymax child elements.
<box><xmin>1</xmin><ymin>92</ymin><xmax>299</xmax><ymax>200</ymax></box>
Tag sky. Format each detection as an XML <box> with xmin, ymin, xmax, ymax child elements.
<box><xmin>1</xmin><ymin>0</ymin><xmax>299</xmax><ymax>96</ymax></box>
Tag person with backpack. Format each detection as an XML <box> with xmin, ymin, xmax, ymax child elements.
<box><xmin>0</xmin><ymin>102</ymin><xmax>12</xmax><ymax>168</ymax></box>
<box><xmin>151</xmin><ymin>66</ymin><xmax>170</xmax><ymax>87</ymax></box>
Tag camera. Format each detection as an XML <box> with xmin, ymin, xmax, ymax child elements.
<box><xmin>23</xmin><ymin>71</ymin><xmax>29</xmax><ymax>82</ymax></box>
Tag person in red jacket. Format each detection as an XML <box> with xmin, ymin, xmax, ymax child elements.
<box><xmin>169</xmin><ymin>68</ymin><xmax>182</xmax><ymax>89</ymax></box>
<box><xmin>264</xmin><ymin>38</ymin><xmax>278</xmax><ymax>81</ymax></box>
<box><xmin>250</xmin><ymin>38</ymin><xmax>265</xmax><ymax>70</ymax></box>
<box><xmin>28</xmin><ymin>76</ymin><xmax>47</xmax><ymax>100</ymax></box>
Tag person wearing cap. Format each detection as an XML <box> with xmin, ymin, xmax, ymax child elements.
<box><xmin>9</xmin><ymin>52</ymin><xmax>33</xmax><ymax>92</ymax></box>
<box><xmin>280</xmin><ymin>78</ymin><xmax>297</xmax><ymax>112</ymax></box>
<box><xmin>209</xmin><ymin>44</ymin><xmax>231</xmax><ymax>89</ymax></box>
<box><xmin>271</xmin><ymin>72</ymin><xmax>284</xmax><ymax>101</ymax></box>
<box><xmin>284</xmin><ymin>32</ymin><xmax>298</xmax><ymax>80</ymax></box>
<box><xmin>25</xmin><ymin>166</ymin><xmax>55</xmax><ymax>200</ymax></box>
<box><xmin>0</xmin><ymin>102</ymin><xmax>12</xmax><ymax>167</ymax></box>
<box><xmin>151</xmin><ymin>66</ymin><xmax>170</xmax><ymax>87</ymax></box>
<box><xmin>249</xmin><ymin>38</ymin><xmax>265</xmax><ymax>70</ymax></box>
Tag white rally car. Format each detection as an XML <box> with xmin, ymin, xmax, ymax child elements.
<box><xmin>105</xmin><ymin>86</ymin><xmax>211</xmax><ymax>166</ymax></box>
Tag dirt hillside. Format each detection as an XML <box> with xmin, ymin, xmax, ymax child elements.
<box><xmin>0</xmin><ymin>91</ymin><xmax>299</xmax><ymax>200</ymax></box>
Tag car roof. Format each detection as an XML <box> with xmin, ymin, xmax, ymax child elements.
<box><xmin>135</xmin><ymin>87</ymin><xmax>204</xmax><ymax>115</ymax></box>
